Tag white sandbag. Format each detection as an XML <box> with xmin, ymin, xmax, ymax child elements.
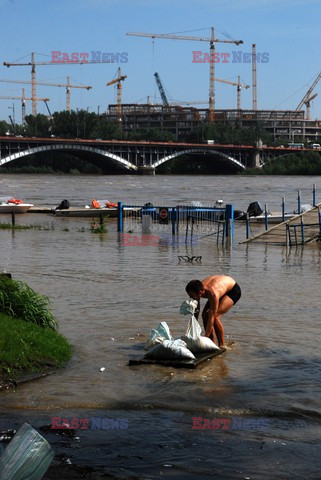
<box><xmin>144</xmin><ymin>339</ymin><xmax>196</xmax><ymax>361</ymax></box>
<box><xmin>145</xmin><ymin>321</ymin><xmax>173</xmax><ymax>350</ymax></box>
<box><xmin>182</xmin><ymin>315</ymin><xmax>220</xmax><ymax>353</ymax></box>
<box><xmin>179</xmin><ymin>299</ymin><xmax>198</xmax><ymax>316</ymax></box>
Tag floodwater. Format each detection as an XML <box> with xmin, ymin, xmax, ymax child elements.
<box><xmin>1</xmin><ymin>174</ymin><xmax>321</xmax><ymax>479</ymax></box>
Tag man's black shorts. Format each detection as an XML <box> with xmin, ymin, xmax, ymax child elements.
<box><xmin>226</xmin><ymin>282</ymin><xmax>241</xmax><ymax>304</ymax></box>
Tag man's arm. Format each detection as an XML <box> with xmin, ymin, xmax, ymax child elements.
<box><xmin>205</xmin><ymin>293</ymin><xmax>219</xmax><ymax>337</ymax></box>
<box><xmin>194</xmin><ymin>299</ymin><xmax>201</xmax><ymax>320</ymax></box>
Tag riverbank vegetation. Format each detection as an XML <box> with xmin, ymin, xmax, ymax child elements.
<box><xmin>0</xmin><ymin>277</ymin><xmax>71</xmax><ymax>384</ymax></box>
<box><xmin>0</xmin><ymin>313</ymin><xmax>71</xmax><ymax>383</ymax></box>
<box><xmin>244</xmin><ymin>151</ymin><xmax>321</xmax><ymax>175</ymax></box>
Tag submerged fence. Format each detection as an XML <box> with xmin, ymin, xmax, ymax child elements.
<box><xmin>117</xmin><ymin>203</ymin><xmax>234</xmax><ymax>245</ymax></box>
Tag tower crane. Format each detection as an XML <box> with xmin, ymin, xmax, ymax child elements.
<box><xmin>0</xmin><ymin>76</ymin><xmax>91</xmax><ymax>114</ymax></box>
<box><xmin>296</xmin><ymin>72</ymin><xmax>321</xmax><ymax>119</ymax></box>
<box><xmin>212</xmin><ymin>75</ymin><xmax>250</xmax><ymax>110</ymax></box>
<box><xmin>3</xmin><ymin>52</ymin><xmax>99</xmax><ymax>114</ymax></box>
<box><xmin>0</xmin><ymin>88</ymin><xmax>50</xmax><ymax>124</ymax></box>
<box><xmin>106</xmin><ymin>67</ymin><xmax>127</xmax><ymax>126</ymax></box>
<box><xmin>127</xmin><ymin>28</ymin><xmax>243</xmax><ymax>123</ymax></box>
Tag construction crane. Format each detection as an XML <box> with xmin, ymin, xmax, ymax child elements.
<box><xmin>106</xmin><ymin>67</ymin><xmax>127</xmax><ymax>126</ymax></box>
<box><xmin>155</xmin><ymin>75</ymin><xmax>249</xmax><ymax>110</ymax></box>
<box><xmin>0</xmin><ymin>88</ymin><xmax>50</xmax><ymax>124</ymax></box>
<box><xmin>0</xmin><ymin>76</ymin><xmax>91</xmax><ymax>114</ymax></box>
<box><xmin>304</xmin><ymin>93</ymin><xmax>318</xmax><ymax>120</ymax></box>
<box><xmin>296</xmin><ymin>72</ymin><xmax>321</xmax><ymax>119</ymax></box>
<box><xmin>212</xmin><ymin>75</ymin><xmax>250</xmax><ymax>110</ymax></box>
<box><xmin>3</xmin><ymin>52</ymin><xmax>99</xmax><ymax>114</ymax></box>
<box><xmin>154</xmin><ymin>72</ymin><xmax>169</xmax><ymax>106</ymax></box>
<box><xmin>127</xmin><ymin>28</ymin><xmax>243</xmax><ymax>123</ymax></box>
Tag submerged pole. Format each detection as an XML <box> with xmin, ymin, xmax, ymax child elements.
<box><xmin>117</xmin><ymin>201</ymin><xmax>123</xmax><ymax>232</ymax></box>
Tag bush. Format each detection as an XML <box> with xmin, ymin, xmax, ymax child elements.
<box><xmin>0</xmin><ymin>277</ymin><xmax>58</xmax><ymax>330</ymax></box>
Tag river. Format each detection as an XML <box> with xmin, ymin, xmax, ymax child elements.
<box><xmin>1</xmin><ymin>173</ymin><xmax>321</xmax><ymax>479</ymax></box>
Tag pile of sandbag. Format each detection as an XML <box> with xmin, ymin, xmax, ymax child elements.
<box><xmin>144</xmin><ymin>300</ymin><xmax>220</xmax><ymax>361</ymax></box>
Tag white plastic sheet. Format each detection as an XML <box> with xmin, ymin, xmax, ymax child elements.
<box><xmin>0</xmin><ymin>423</ymin><xmax>54</xmax><ymax>480</ymax></box>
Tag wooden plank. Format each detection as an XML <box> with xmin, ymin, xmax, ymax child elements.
<box><xmin>241</xmin><ymin>203</ymin><xmax>321</xmax><ymax>245</ymax></box>
<box><xmin>128</xmin><ymin>348</ymin><xmax>226</xmax><ymax>369</ymax></box>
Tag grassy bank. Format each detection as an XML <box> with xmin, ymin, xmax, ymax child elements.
<box><xmin>0</xmin><ymin>312</ymin><xmax>72</xmax><ymax>383</ymax></box>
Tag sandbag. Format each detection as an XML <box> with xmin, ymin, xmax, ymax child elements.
<box><xmin>0</xmin><ymin>422</ymin><xmax>54</xmax><ymax>480</ymax></box>
<box><xmin>179</xmin><ymin>299</ymin><xmax>198</xmax><ymax>316</ymax></box>
<box><xmin>144</xmin><ymin>339</ymin><xmax>195</xmax><ymax>361</ymax></box>
<box><xmin>145</xmin><ymin>321</ymin><xmax>173</xmax><ymax>350</ymax></box>
<box><xmin>182</xmin><ymin>315</ymin><xmax>220</xmax><ymax>353</ymax></box>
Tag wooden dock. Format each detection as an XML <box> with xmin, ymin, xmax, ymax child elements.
<box><xmin>241</xmin><ymin>203</ymin><xmax>321</xmax><ymax>246</ymax></box>
<box><xmin>28</xmin><ymin>206</ymin><xmax>139</xmax><ymax>218</ymax></box>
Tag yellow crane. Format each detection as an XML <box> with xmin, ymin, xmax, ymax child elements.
<box><xmin>212</xmin><ymin>76</ymin><xmax>250</xmax><ymax>110</ymax></box>
<box><xmin>0</xmin><ymin>76</ymin><xmax>91</xmax><ymax>114</ymax></box>
<box><xmin>106</xmin><ymin>67</ymin><xmax>127</xmax><ymax>126</ymax></box>
<box><xmin>127</xmin><ymin>28</ymin><xmax>243</xmax><ymax>123</ymax></box>
<box><xmin>3</xmin><ymin>52</ymin><xmax>95</xmax><ymax>114</ymax></box>
<box><xmin>0</xmin><ymin>88</ymin><xmax>49</xmax><ymax>124</ymax></box>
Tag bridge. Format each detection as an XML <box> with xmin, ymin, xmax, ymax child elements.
<box><xmin>0</xmin><ymin>136</ymin><xmax>317</xmax><ymax>174</ymax></box>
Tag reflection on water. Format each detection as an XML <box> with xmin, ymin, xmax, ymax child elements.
<box><xmin>1</xmin><ymin>174</ymin><xmax>321</xmax><ymax>478</ymax></box>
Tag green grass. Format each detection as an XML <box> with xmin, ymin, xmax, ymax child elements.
<box><xmin>0</xmin><ymin>312</ymin><xmax>72</xmax><ymax>381</ymax></box>
<box><xmin>0</xmin><ymin>277</ymin><xmax>58</xmax><ymax>330</ymax></box>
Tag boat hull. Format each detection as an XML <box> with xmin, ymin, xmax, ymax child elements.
<box><xmin>0</xmin><ymin>204</ymin><xmax>34</xmax><ymax>214</ymax></box>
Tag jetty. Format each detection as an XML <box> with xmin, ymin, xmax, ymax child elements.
<box><xmin>241</xmin><ymin>203</ymin><xmax>321</xmax><ymax>246</ymax></box>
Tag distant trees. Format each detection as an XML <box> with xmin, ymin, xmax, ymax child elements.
<box><xmin>245</xmin><ymin>151</ymin><xmax>321</xmax><ymax>175</ymax></box>
<box><xmin>187</xmin><ymin>122</ymin><xmax>273</xmax><ymax>146</ymax></box>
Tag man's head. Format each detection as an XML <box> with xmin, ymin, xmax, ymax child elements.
<box><xmin>185</xmin><ymin>279</ymin><xmax>205</xmax><ymax>300</ymax></box>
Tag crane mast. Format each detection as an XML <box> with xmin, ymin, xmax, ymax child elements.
<box><xmin>3</xmin><ymin>52</ymin><xmax>95</xmax><ymax>114</ymax></box>
<box><xmin>107</xmin><ymin>67</ymin><xmax>127</xmax><ymax>126</ymax></box>
<box><xmin>0</xmin><ymin>76</ymin><xmax>91</xmax><ymax>113</ymax></box>
<box><xmin>0</xmin><ymin>88</ymin><xmax>50</xmax><ymax>124</ymax></box>
<box><xmin>127</xmin><ymin>28</ymin><xmax>243</xmax><ymax>123</ymax></box>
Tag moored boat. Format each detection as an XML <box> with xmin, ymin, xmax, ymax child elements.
<box><xmin>0</xmin><ymin>197</ymin><xmax>34</xmax><ymax>214</ymax></box>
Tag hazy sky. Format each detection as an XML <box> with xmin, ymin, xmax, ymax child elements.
<box><xmin>1</xmin><ymin>0</ymin><xmax>321</xmax><ymax>123</ymax></box>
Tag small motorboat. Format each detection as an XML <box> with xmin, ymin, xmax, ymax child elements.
<box><xmin>0</xmin><ymin>197</ymin><xmax>34</xmax><ymax>214</ymax></box>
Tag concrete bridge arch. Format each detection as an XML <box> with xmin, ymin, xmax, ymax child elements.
<box><xmin>0</xmin><ymin>144</ymin><xmax>137</xmax><ymax>172</ymax></box>
<box><xmin>153</xmin><ymin>148</ymin><xmax>245</xmax><ymax>170</ymax></box>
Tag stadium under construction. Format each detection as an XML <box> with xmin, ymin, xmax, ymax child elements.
<box><xmin>105</xmin><ymin>104</ymin><xmax>321</xmax><ymax>143</ymax></box>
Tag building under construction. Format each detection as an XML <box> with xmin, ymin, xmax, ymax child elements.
<box><xmin>105</xmin><ymin>104</ymin><xmax>321</xmax><ymax>143</ymax></box>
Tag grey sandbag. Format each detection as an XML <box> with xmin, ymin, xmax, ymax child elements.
<box><xmin>0</xmin><ymin>422</ymin><xmax>54</xmax><ymax>480</ymax></box>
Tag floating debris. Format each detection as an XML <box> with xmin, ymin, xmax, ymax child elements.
<box><xmin>178</xmin><ymin>255</ymin><xmax>202</xmax><ymax>263</ymax></box>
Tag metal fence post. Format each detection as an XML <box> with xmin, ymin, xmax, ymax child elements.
<box><xmin>171</xmin><ymin>208</ymin><xmax>176</xmax><ymax>236</ymax></box>
<box><xmin>264</xmin><ymin>204</ymin><xmax>268</xmax><ymax>230</ymax></box>
<box><xmin>225</xmin><ymin>204</ymin><xmax>234</xmax><ymax>240</ymax></box>
<box><xmin>246</xmin><ymin>213</ymin><xmax>250</xmax><ymax>239</ymax></box>
<box><xmin>297</xmin><ymin>190</ymin><xmax>301</xmax><ymax>214</ymax></box>
<box><xmin>117</xmin><ymin>201</ymin><xmax>123</xmax><ymax>232</ymax></box>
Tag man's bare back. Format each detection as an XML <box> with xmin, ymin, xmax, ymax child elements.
<box><xmin>201</xmin><ymin>275</ymin><xmax>236</xmax><ymax>301</ymax></box>
<box><xmin>185</xmin><ymin>275</ymin><xmax>241</xmax><ymax>348</ymax></box>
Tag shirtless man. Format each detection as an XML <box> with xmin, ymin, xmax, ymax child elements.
<box><xmin>185</xmin><ymin>275</ymin><xmax>241</xmax><ymax>349</ymax></box>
